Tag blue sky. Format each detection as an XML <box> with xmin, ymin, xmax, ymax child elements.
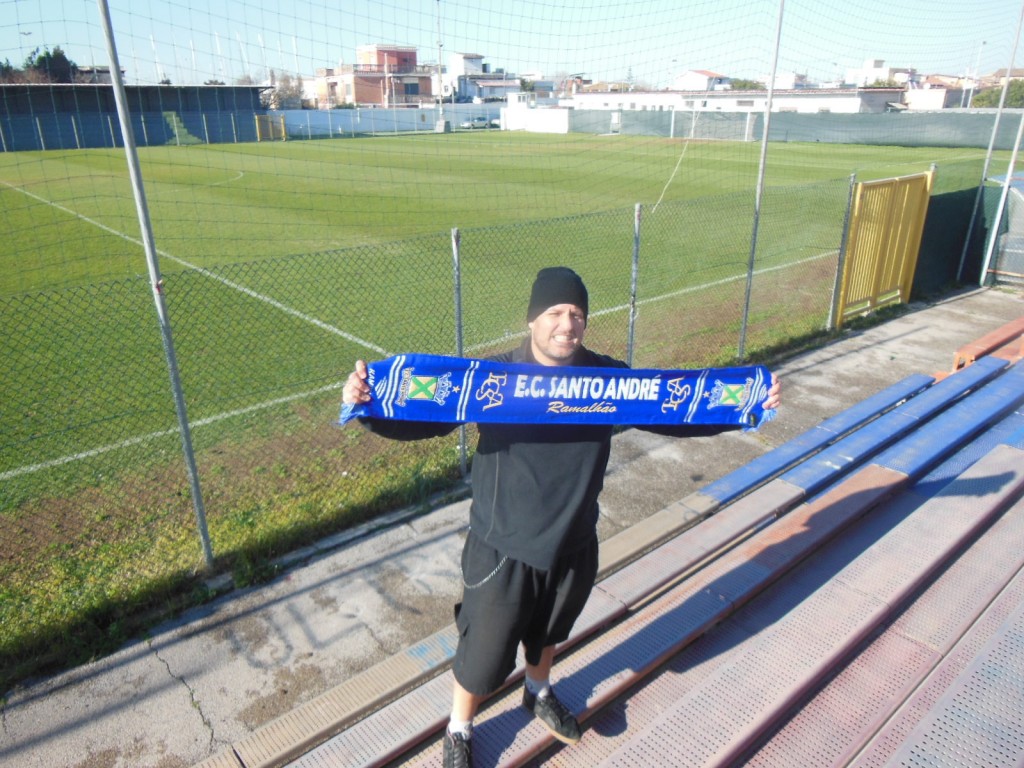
<box><xmin>1</xmin><ymin>0</ymin><xmax>1020</xmax><ymax>87</ymax></box>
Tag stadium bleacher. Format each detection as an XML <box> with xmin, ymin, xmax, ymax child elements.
<box><xmin>196</xmin><ymin>317</ymin><xmax>1024</xmax><ymax>768</ymax></box>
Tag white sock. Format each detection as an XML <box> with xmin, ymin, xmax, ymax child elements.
<box><xmin>525</xmin><ymin>674</ymin><xmax>551</xmax><ymax>699</ymax></box>
<box><xmin>447</xmin><ymin>717</ymin><xmax>473</xmax><ymax>739</ymax></box>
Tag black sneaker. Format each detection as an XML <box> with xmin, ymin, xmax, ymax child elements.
<box><xmin>443</xmin><ymin>730</ymin><xmax>473</xmax><ymax>768</ymax></box>
<box><xmin>522</xmin><ymin>687</ymin><xmax>582</xmax><ymax>745</ymax></box>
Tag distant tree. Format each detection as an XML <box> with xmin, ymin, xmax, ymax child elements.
<box><xmin>972</xmin><ymin>81</ymin><xmax>1024</xmax><ymax>108</ymax></box>
<box><xmin>0</xmin><ymin>58</ymin><xmax>23</xmax><ymax>83</ymax></box>
<box><xmin>865</xmin><ymin>78</ymin><xmax>901</xmax><ymax>88</ymax></box>
<box><xmin>23</xmin><ymin>46</ymin><xmax>77</xmax><ymax>83</ymax></box>
<box><xmin>265</xmin><ymin>72</ymin><xmax>303</xmax><ymax>109</ymax></box>
<box><xmin>159</xmin><ymin>78</ymin><xmax>172</xmax><ymax>85</ymax></box>
<box><xmin>204</xmin><ymin>79</ymin><xmax>225</xmax><ymax>85</ymax></box>
<box><xmin>519</xmin><ymin>78</ymin><xmax>535</xmax><ymax>92</ymax></box>
<box><xmin>729</xmin><ymin>78</ymin><xmax>766</xmax><ymax>90</ymax></box>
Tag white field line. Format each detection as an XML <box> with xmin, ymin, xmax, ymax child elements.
<box><xmin>650</xmin><ymin>139</ymin><xmax>693</xmax><ymax>214</ymax></box>
<box><xmin>9</xmin><ymin>250</ymin><xmax>831</xmax><ymax>479</ymax></box>
<box><xmin>3</xmin><ymin>178</ymin><xmax>388</xmax><ymax>479</ymax></box>
<box><xmin>5</xmin><ymin>175</ymin><xmax>834</xmax><ymax>479</ymax></box>
<box><xmin>1</xmin><ymin>179</ymin><xmax>388</xmax><ymax>356</ymax></box>
<box><xmin>0</xmin><ymin>383</ymin><xmax>343</xmax><ymax>481</ymax></box>
<box><xmin>208</xmin><ymin>170</ymin><xmax>245</xmax><ymax>186</ymax></box>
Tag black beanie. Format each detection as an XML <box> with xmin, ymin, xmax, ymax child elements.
<box><xmin>526</xmin><ymin>266</ymin><xmax>589</xmax><ymax>323</ymax></box>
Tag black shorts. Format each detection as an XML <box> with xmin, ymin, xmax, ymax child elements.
<box><xmin>451</xmin><ymin>531</ymin><xmax>599</xmax><ymax>696</ymax></box>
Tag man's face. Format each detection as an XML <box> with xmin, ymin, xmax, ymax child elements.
<box><xmin>529</xmin><ymin>303</ymin><xmax>586</xmax><ymax>366</ymax></box>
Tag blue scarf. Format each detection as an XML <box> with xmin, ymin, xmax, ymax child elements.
<box><xmin>339</xmin><ymin>354</ymin><xmax>775</xmax><ymax>430</ymax></box>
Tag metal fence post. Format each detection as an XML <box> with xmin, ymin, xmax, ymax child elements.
<box><xmin>828</xmin><ymin>173</ymin><xmax>857</xmax><ymax>331</ymax></box>
<box><xmin>96</xmin><ymin>0</ymin><xmax>214</xmax><ymax>568</ymax></box>
<box><xmin>627</xmin><ymin>203</ymin><xmax>642</xmax><ymax>366</ymax></box>
<box><xmin>451</xmin><ymin>227</ymin><xmax>468</xmax><ymax>476</ymax></box>
<box><xmin>980</xmin><ymin>113</ymin><xmax>1024</xmax><ymax>285</ymax></box>
<box><xmin>958</xmin><ymin>1</ymin><xmax>1024</xmax><ymax>282</ymax></box>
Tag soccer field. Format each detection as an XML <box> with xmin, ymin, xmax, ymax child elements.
<box><xmin>0</xmin><ymin>133</ymin><xmax>989</xmax><ymax>296</ymax></box>
<box><xmin>0</xmin><ymin>133</ymin><xmax>995</xmax><ymax>491</ymax></box>
<box><xmin>0</xmin><ymin>133</ymin><xmax>996</xmax><ymax>499</ymax></box>
<box><xmin>0</xmin><ymin>133</ymin><xmax>999</xmax><ymax>686</ymax></box>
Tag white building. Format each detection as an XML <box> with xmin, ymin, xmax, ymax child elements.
<box><xmin>768</xmin><ymin>71</ymin><xmax>811</xmax><ymax>90</ymax></box>
<box><xmin>671</xmin><ymin>69</ymin><xmax>730</xmax><ymax>91</ymax></box>
<box><xmin>445</xmin><ymin>52</ymin><xmax>483</xmax><ymax>101</ymax></box>
<box><xmin>569</xmin><ymin>87</ymin><xmax>903</xmax><ymax>114</ymax></box>
<box><xmin>846</xmin><ymin>58</ymin><xmax>918</xmax><ymax>87</ymax></box>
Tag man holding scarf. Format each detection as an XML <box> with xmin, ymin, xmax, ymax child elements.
<box><xmin>341</xmin><ymin>266</ymin><xmax>781</xmax><ymax>767</ymax></box>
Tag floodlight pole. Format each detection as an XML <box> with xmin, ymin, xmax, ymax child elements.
<box><xmin>437</xmin><ymin>0</ymin><xmax>444</xmax><ymax>122</ymax></box>
<box><xmin>435</xmin><ymin>0</ymin><xmax>450</xmax><ymax>132</ymax></box>
<box><xmin>738</xmin><ymin>0</ymin><xmax>785</xmax><ymax>361</ymax></box>
<box><xmin>966</xmin><ymin>41</ymin><xmax>986</xmax><ymax>109</ymax></box>
<box><xmin>96</xmin><ymin>0</ymin><xmax>214</xmax><ymax>568</ymax></box>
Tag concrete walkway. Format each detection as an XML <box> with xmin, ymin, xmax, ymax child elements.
<box><xmin>1</xmin><ymin>286</ymin><xmax>1022</xmax><ymax>768</ymax></box>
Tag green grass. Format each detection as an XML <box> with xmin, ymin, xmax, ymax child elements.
<box><xmin>0</xmin><ymin>132</ymin><xmax>1004</xmax><ymax>688</ymax></box>
<box><xmin>0</xmin><ymin>134</ymin><xmax>991</xmax><ymax>295</ymax></box>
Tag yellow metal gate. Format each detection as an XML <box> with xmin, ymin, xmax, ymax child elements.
<box><xmin>834</xmin><ymin>169</ymin><xmax>934</xmax><ymax>328</ymax></box>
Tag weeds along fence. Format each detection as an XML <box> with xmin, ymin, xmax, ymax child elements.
<box><xmin>0</xmin><ymin>148</ymin><xmax>1002</xmax><ymax>689</ymax></box>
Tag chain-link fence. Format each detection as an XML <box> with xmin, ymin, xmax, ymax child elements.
<box><xmin>3</xmin><ymin>0</ymin><xmax>1021</xmax><ymax>691</ymax></box>
<box><xmin>1</xmin><ymin>157</ymin><xmax>999</xmax><ymax>689</ymax></box>
<box><xmin>8</xmin><ymin>106</ymin><xmax>1024</xmax><ymax>152</ymax></box>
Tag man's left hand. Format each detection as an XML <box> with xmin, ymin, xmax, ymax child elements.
<box><xmin>764</xmin><ymin>373</ymin><xmax>781</xmax><ymax>411</ymax></box>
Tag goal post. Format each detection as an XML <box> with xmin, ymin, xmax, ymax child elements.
<box><xmin>255</xmin><ymin>114</ymin><xmax>286</xmax><ymax>142</ymax></box>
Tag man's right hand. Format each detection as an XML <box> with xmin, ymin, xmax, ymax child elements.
<box><xmin>342</xmin><ymin>360</ymin><xmax>371</xmax><ymax>405</ymax></box>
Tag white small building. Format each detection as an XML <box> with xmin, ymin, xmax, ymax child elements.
<box><xmin>77</xmin><ymin>66</ymin><xmax>119</xmax><ymax>84</ymax></box>
<box><xmin>903</xmin><ymin>87</ymin><xmax>963</xmax><ymax>111</ymax></box>
<box><xmin>846</xmin><ymin>58</ymin><xmax>918</xmax><ymax>87</ymax></box>
<box><xmin>446</xmin><ymin>52</ymin><xmax>484</xmax><ymax>101</ymax></box>
<box><xmin>768</xmin><ymin>71</ymin><xmax>811</xmax><ymax>90</ymax></box>
<box><xmin>468</xmin><ymin>77</ymin><xmax>520</xmax><ymax>102</ymax></box>
<box><xmin>671</xmin><ymin>69</ymin><xmax>730</xmax><ymax>91</ymax></box>
<box><xmin>448</xmin><ymin>52</ymin><xmax>485</xmax><ymax>77</ymax></box>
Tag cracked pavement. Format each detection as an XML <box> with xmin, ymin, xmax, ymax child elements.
<box><xmin>0</xmin><ymin>506</ymin><xmax>469</xmax><ymax>768</ymax></box>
